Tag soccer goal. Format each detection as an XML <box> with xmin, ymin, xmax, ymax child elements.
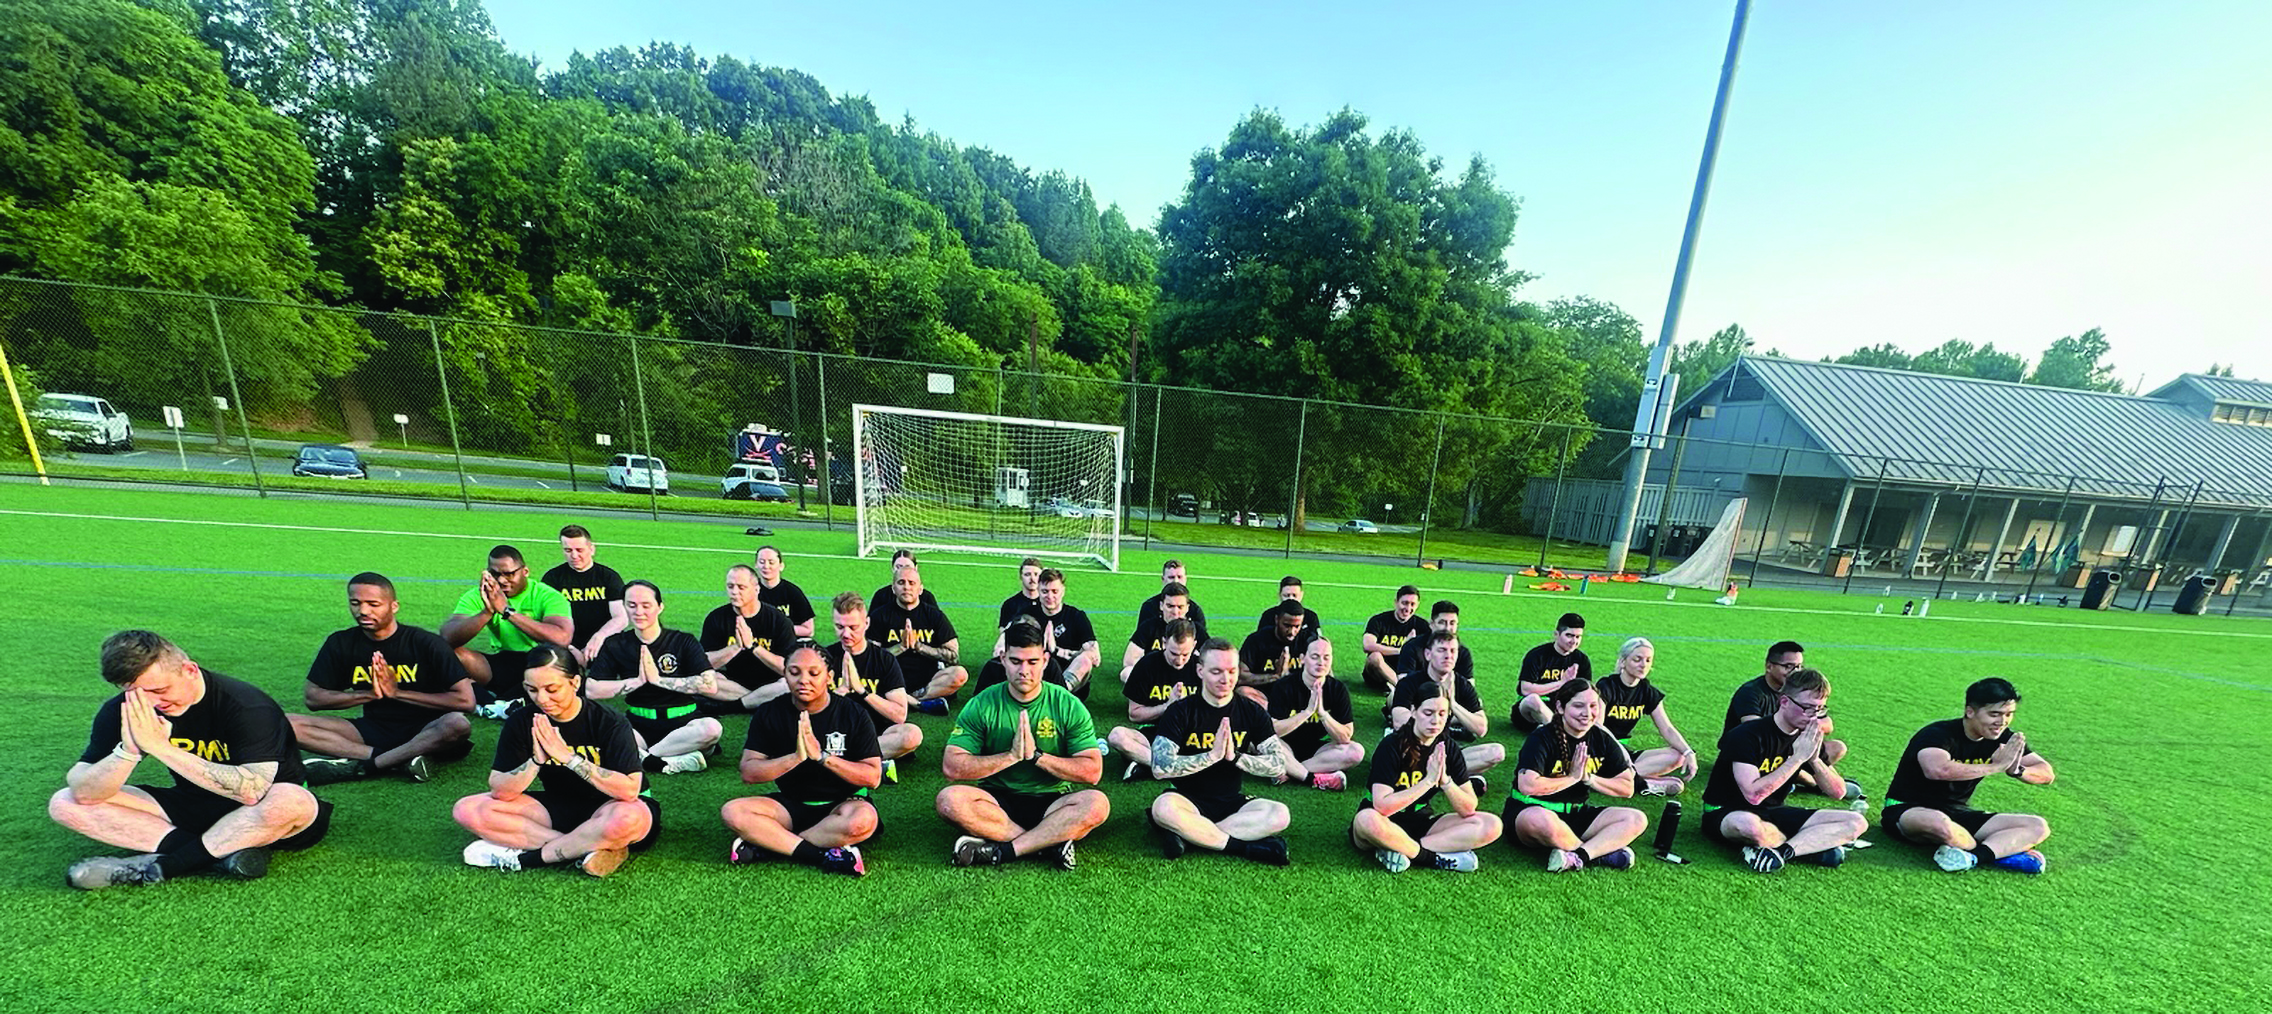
<box><xmin>851</xmin><ymin>403</ymin><xmax>1124</xmax><ymax>570</ymax></box>
<box><xmin>1644</xmin><ymin>497</ymin><xmax>1747</xmax><ymax>590</ymax></box>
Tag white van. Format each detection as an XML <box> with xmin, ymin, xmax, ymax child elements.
<box><xmin>34</xmin><ymin>393</ymin><xmax>133</xmax><ymax>451</ymax></box>
<box><xmin>605</xmin><ymin>453</ymin><xmax>670</xmax><ymax>494</ymax></box>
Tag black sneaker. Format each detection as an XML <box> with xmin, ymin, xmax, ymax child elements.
<box><xmin>819</xmin><ymin>846</ymin><xmax>866</xmax><ymax>877</ymax></box>
<box><xmin>302</xmin><ymin>757</ymin><xmax>363</xmax><ymax>786</ymax></box>
<box><xmin>1151</xmin><ymin>820</ymin><xmax>1187</xmax><ymax>860</ymax></box>
<box><xmin>66</xmin><ymin>854</ymin><xmax>164</xmax><ymax>890</ymax></box>
<box><xmin>1120</xmin><ymin>760</ymin><xmax>1150</xmax><ymax>783</ymax></box>
<box><xmin>952</xmin><ymin>835</ymin><xmax>1006</xmax><ymax>867</ymax></box>
<box><xmin>1050</xmin><ymin>840</ymin><xmax>1077</xmax><ymax>871</ymax></box>
<box><xmin>398</xmin><ymin>756</ymin><xmax>431</xmax><ymax>783</ymax></box>
<box><xmin>727</xmin><ymin>837</ymin><xmax>762</xmax><ymax>865</ymax></box>
<box><xmin>214</xmin><ymin>848</ymin><xmax>270</xmax><ymax>881</ymax></box>
<box><xmin>1241</xmin><ymin>835</ymin><xmax>1291</xmax><ymax>867</ymax></box>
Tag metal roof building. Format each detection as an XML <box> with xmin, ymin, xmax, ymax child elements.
<box><xmin>1650</xmin><ymin>357</ymin><xmax>2272</xmax><ymax>596</ymax></box>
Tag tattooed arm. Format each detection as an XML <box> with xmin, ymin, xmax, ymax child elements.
<box><xmin>152</xmin><ymin>751</ymin><xmax>278</xmax><ymax>806</ymax></box>
<box><xmin>487</xmin><ymin>758</ymin><xmax>540</xmax><ymax>800</ymax></box>
<box><xmin>1149</xmin><ymin>735</ymin><xmax>1218</xmax><ymax>779</ymax></box>
<box><xmin>1233</xmin><ymin>735</ymin><xmax>1291</xmax><ymax>781</ymax></box>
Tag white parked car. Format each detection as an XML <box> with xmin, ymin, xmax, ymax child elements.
<box><xmin>1056</xmin><ymin>498</ymin><xmax>1113</xmax><ymax>519</ymax></box>
<box><xmin>605</xmin><ymin>453</ymin><xmax>670</xmax><ymax>494</ymax></box>
<box><xmin>33</xmin><ymin>393</ymin><xmax>133</xmax><ymax>451</ymax></box>
<box><xmin>721</xmin><ymin>461</ymin><xmax>787</xmax><ymax>500</ymax></box>
<box><xmin>1339</xmin><ymin>519</ymin><xmax>1379</xmax><ymax>534</ymax></box>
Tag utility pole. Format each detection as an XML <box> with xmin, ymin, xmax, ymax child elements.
<box><xmin>1606</xmin><ymin>0</ymin><xmax>1751</xmax><ymax>574</ymax></box>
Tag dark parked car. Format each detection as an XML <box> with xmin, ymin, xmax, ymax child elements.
<box><xmin>734</xmin><ymin>479</ymin><xmax>792</xmax><ymax>503</ymax></box>
<box><xmin>1168</xmin><ymin>493</ymin><xmax>1199</xmax><ymax>517</ymax></box>
<box><xmin>292</xmin><ymin>444</ymin><xmax>366</xmax><ymax>479</ymax></box>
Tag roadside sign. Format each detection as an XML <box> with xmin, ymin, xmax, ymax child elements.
<box><xmin>162</xmin><ymin>405</ymin><xmax>184</xmax><ymax>428</ymax></box>
<box><xmin>595</xmin><ymin>433</ymin><xmax>613</xmax><ymax>446</ymax></box>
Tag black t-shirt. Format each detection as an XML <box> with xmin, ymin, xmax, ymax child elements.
<box><xmin>1153</xmin><ymin>693</ymin><xmax>1277</xmax><ymax>801</ymax></box>
<box><xmin>1254</xmin><ymin>606</ymin><xmax>1322</xmax><ymax>639</ymax></box>
<box><xmin>742</xmin><ymin>694</ymin><xmax>881</xmax><ymax>806</ymax></box>
<box><xmin>699</xmin><ymin>603</ymin><xmax>797</xmax><ymax>690</ymax></box>
<box><xmin>491</xmin><ymin>700</ymin><xmax>646</xmax><ymax>813</ymax></box>
<box><xmin>758</xmin><ymin>577</ymin><xmax>815</xmax><ymax>629</ymax></box>
<box><xmin>541</xmin><ymin>561</ymin><xmax>624</xmax><ymax>647</ymax></box>
<box><xmin>869</xmin><ymin>596</ymin><xmax>959</xmax><ymax>683</ymax></box>
<box><xmin>81</xmin><ymin>672</ymin><xmax>305</xmax><ymax>798</ymax></box>
<box><xmin>1037</xmin><ymin>606</ymin><xmax>1098</xmax><ymax>668</ymax></box>
<box><xmin>1514</xmin><ymin>723</ymin><xmax>1632</xmax><ymax>805</ymax></box>
<box><xmin>972</xmin><ymin>655</ymin><xmax>1068</xmax><ymax>695</ymax></box>
<box><xmin>998</xmin><ymin>592</ymin><xmax>1045</xmax><ymax>631</ymax></box>
<box><xmin>1123</xmin><ymin>650</ymin><xmax>1201</xmax><ymax>719</ymax></box>
<box><xmin>1703</xmin><ymin>717</ymin><xmax>1802</xmax><ymax>811</ymax></box>
<box><xmin>1397</xmin><ymin>637</ymin><xmax>1473</xmax><ymax>680</ymax></box>
<box><xmin>1886</xmin><ymin>718</ymin><xmax>2013</xmax><ymax>811</ymax></box>
<box><xmin>1128</xmin><ymin>611</ymin><xmax>1209</xmax><ymax>652</ymax></box>
<box><xmin>306</xmin><ymin>624</ymin><xmax>466</xmax><ymax>727</ymax></box>
<box><xmin>823</xmin><ymin>640</ymin><xmax>906</xmax><ymax>728</ymax></box>
<box><xmin>1365</xmin><ymin>727</ymin><xmax>1472</xmax><ymax>816</ymax></box>
<box><xmin>869</xmin><ymin>585</ymin><xmax>938</xmax><ymax>617</ymax></box>
<box><xmin>1518</xmin><ymin>643</ymin><xmax>1591</xmax><ymax>692</ymax></box>
<box><xmin>1364</xmin><ymin>610</ymin><xmax>1429</xmax><ymax>657</ymax></box>
<box><xmin>1724</xmin><ymin>675</ymin><xmax>1776</xmax><ymax>730</ymax></box>
<box><xmin>1391</xmin><ymin>669</ymin><xmax>1483</xmax><ymax>716</ymax></box>
<box><xmin>1238</xmin><ymin>628</ymin><xmax>1311</xmax><ymax>681</ymax></box>
<box><xmin>1135</xmin><ymin>592</ymin><xmax>1208</xmax><ymax>643</ymax></box>
<box><xmin>588</xmin><ymin>627</ymin><xmax>712</xmax><ymax>710</ymax></box>
<box><xmin>1598</xmin><ymin>677</ymin><xmax>1667</xmax><ymax>741</ymax></box>
<box><xmin>1262</xmin><ymin>674</ymin><xmax>1354</xmax><ymax>756</ymax></box>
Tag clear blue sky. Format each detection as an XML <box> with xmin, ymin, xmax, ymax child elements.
<box><xmin>482</xmin><ymin>0</ymin><xmax>2272</xmax><ymax>386</ymax></box>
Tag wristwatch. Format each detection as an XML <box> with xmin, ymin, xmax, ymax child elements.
<box><xmin>501</xmin><ymin>606</ymin><xmax>517</xmax><ymax>618</ymax></box>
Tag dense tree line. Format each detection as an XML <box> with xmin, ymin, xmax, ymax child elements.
<box><xmin>0</xmin><ymin>0</ymin><xmax>2146</xmax><ymax>528</ymax></box>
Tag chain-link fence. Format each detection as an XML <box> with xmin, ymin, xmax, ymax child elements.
<box><xmin>4</xmin><ymin>276</ymin><xmax>2267</xmax><ymax>611</ymax></box>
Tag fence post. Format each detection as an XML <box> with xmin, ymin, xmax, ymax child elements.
<box><xmin>1747</xmin><ymin>447</ymin><xmax>1791</xmax><ymax>583</ymax></box>
<box><xmin>1841</xmin><ymin>456</ymin><xmax>1891</xmax><ymax>595</ymax></box>
<box><xmin>2138</xmin><ymin>481</ymin><xmax>2204</xmax><ymax>611</ymax></box>
<box><xmin>1537</xmin><ymin>426</ymin><xmax>1574</xmax><ymax>570</ymax></box>
<box><xmin>2228</xmin><ymin>509</ymin><xmax>2272</xmax><ymax>617</ymax></box>
<box><xmin>2020</xmin><ymin>475</ymin><xmax>2077</xmax><ymax>602</ymax></box>
<box><xmin>206</xmin><ymin>298</ymin><xmax>267</xmax><ymax>497</ymax></box>
<box><xmin>1286</xmin><ymin>400</ymin><xmax>1308</xmax><ymax>558</ymax></box>
<box><xmin>1416</xmin><ymin>417</ymin><xmax>1445</xmax><ymax>566</ymax></box>
<box><xmin>1929</xmin><ymin>467</ymin><xmax>1990</xmax><ymax>601</ymax></box>
<box><xmin>816</xmin><ymin>352</ymin><xmax>832</xmax><ymax>530</ymax></box>
<box><xmin>629</xmin><ymin>336</ymin><xmax>658</xmax><ymax>521</ymax></box>
<box><xmin>1144</xmin><ymin>385</ymin><xmax>1162</xmax><ymax>550</ymax></box>
<box><xmin>1645</xmin><ymin>424</ymin><xmax>1695</xmax><ymax>576</ymax></box>
<box><xmin>423</xmin><ymin>319</ymin><xmax>471</xmax><ymax>509</ymax></box>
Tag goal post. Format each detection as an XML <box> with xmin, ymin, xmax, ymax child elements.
<box><xmin>851</xmin><ymin>403</ymin><xmax>1124</xmax><ymax>570</ymax></box>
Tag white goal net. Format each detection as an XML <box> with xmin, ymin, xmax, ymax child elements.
<box><xmin>1644</xmin><ymin>497</ymin><xmax>1747</xmax><ymax>591</ymax></box>
<box><xmin>851</xmin><ymin>403</ymin><xmax>1124</xmax><ymax>570</ymax></box>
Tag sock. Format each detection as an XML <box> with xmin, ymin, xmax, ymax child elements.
<box><xmin>1414</xmin><ymin>848</ymin><xmax>1441</xmax><ymax>868</ymax></box>
<box><xmin>1220</xmin><ymin>837</ymin><xmax>1252</xmax><ymax>857</ymax></box>
<box><xmin>1573</xmin><ymin>847</ymin><xmax>1593</xmax><ymax>865</ymax></box>
<box><xmin>358</xmin><ymin>756</ymin><xmax>382</xmax><ymax>775</ymax></box>
<box><xmin>791</xmin><ymin>841</ymin><xmax>828</xmax><ymax>867</ymax></box>
<box><xmin>1970</xmin><ymin>843</ymin><xmax>1999</xmax><ymax>865</ymax></box>
<box><xmin>516</xmin><ymin>847</ymin><xmax>564</xmax><ymax>868</ymax></box>
<box><xmin>1772</xmin><ymin>843</ymin><xmax>1796</xmax><ymax>861</ymax></box>
<box><xmin>642</xmin><ymin>754</ymin><xmax>667</xmax><ymax>773</ymax></box>
<box><xmin>155</xmin><ymin>830</ymin><xmax>219</xmax><ymax>878</ymax></box>
<box><xmin>992</xmin><ymin>841</ymin><xmax>1016</xmax><ymax>863</ymax></box>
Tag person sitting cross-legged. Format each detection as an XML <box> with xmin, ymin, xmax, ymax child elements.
<box><xmin>935</xmin><ymin>621</ymin><xmax>1110</xmax><ymax>869</ymax></box>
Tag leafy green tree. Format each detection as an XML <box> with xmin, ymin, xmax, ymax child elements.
<box><xmin>1668</xmin><ymin>323</ymin><xmax>1769</xmax><ymax>404</ymax></box>
<box><xmin>1834</xmin><ymin>342</ymin><xmax>1911</xmax><ymax>370</ymax></box>
<box><xmin>2027</xmin><ymin>328</ymin><xmax>2124</xmax><ymax>391</ymax></box>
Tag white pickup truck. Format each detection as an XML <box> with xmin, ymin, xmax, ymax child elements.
<box><xmin>34</xmin><ymin>393</ymin><xmax>134</xmax><ymax>451</ymax></box>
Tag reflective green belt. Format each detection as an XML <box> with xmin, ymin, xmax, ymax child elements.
<box><xmin>1508</xmin><ymin>792</ymin><xmax>1579</xmax><ymax>814</ymax></box>
<box><xmin>1883</xmin><ymin>798</ymin><xmax>1906</xmax><ymax>809</ymax></box>
<box><xmin>627</xmin><ymin>703</ymin><xmax>698</xmax><ymax>721</ymax></box>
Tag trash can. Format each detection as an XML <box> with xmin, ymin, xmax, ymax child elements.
<box><xmin>1822</xmin><ymin>548</ymin><xmax>1853</xmax><ymax>579</ymax></box>
<box><xmin>2082</xmin><ymin>570</ymin><xmax>2122</xmax><ymax>610</ymax></box>
<box><xmin>2173</xmin><ymin>574</ymin><xmax>2214</xmax><ymax>615</ymax></box>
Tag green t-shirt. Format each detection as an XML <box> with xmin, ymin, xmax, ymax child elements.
<box><xmin>450</xmin><ymin>581</ymin><xmax>573</xmax><ymax>653</ymax></box>
<box><xmin>946</xmin><ymin>682</ymin><xmax>1100</xmax><ymax>796</ymax></box>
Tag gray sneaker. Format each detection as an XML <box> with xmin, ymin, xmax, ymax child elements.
<box><xmin>1933</xmin><ymin>844</ymin><xmax>1978</xmax><ymax>872</ymax></box>
<box><xmin>1375</xmin><ymin>848</ymin><xmax>1411</xmax><ymax>873</ymax></box>
<box><xmin>399</xmin><ymin>755</ymin><xmax>432</xmax><ymax>783</ymax></box>
<box><xmin>66</xmin><ymin>854</ymin><xmax>165</xmax><ymax>890</ymax></box>
<box><xmin>1430</xmin><ymin>850</ymin><xmax>1481</xmax><ymax>872</ymax></box>
<box><xmin>302</xmin><ymin>757</ymin><xmax>363</xmax><ymax>786</ymax></box>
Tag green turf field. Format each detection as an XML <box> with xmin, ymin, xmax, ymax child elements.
<box><xmin>2</xmin><ymin>482</ymin><xmax>2264</xmax><ymax>1013</ymax></box>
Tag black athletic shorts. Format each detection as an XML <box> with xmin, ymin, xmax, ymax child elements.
<box><xmin>627</xmin><ymin>710</ymin><xmax>699</xmax><ymax>748</ymax></box>
<box><xmin>984</xmin><ymin>788</ymin><xmax>1067</xmax><ymax>831</ymax></box>
<box><xmin>527</xmin><ymin>790</ymin><xmax>661</xmax><ymax>851</ymax></box>
<box><xmin>479</xmin><ymin>650</ymin><xmax>525</xmax><ymax>686</ymax></box>
<box><xmin>1180</xmin><ymin>792</ymin><xmax>1255</xmax><ymax>824</ymax></box>
<box><xmin>1350</xmin><ymin>804</ymin><xmax>1443</xmax><ymax>850</ymax></box>
<box><xmin>1881</xmin><ymin>802</ymin><xmax>1998</xmax><ymax>841</ymax></box>
<box><xmin>766</xmin><ymin>792</ymin><xmax>871</xmax><ymax>835</ymax></box>
<box><xmin>1702</xmin><ymin>804</ymin><xmax>1813</xmax><ymax>845</ymax></box>
<box><xmin>143</xmin><ymin>784</ymin><xmax>333</xmax><ymax>851</ymax></box>
<box><xmin>350</xmin><ymin>715</ymin><xmax>432</xmax><ymax>758</ymax></box>
<box><xmin>1502</xmin><ymin>798</ymin><xmax>1610</xmax><ymax>840</ymax></box>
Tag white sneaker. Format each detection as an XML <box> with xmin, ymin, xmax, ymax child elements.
<box><xmin>474</xmin><ymin>701</ymin><xmax>515</xmax><ymax>721</ymax></box>
<box><xmin>659</xmin><ymin>751</ymin><xmax>708</xmax><ymax>775</ymax></box>
<box><xmin>462</xmin><ymin>839</ymin><xmax>524</xmax><ymax>871</ymax></box>
<box><xmin>1375</xmin><ymin>848</ymin><xmax>1410</xmax><ymax>873</ymax></box>
<box><xmin>1933</xmin><ymin>845</ymin><xmax>1978</xmax><ymax>872</ymax></box>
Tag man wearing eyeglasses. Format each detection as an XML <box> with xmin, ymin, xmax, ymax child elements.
<box><xmin>442</xmin><ymin>544</ymin><xmax>576</xmax><ymax>719</ymax></box>
<box><xmin>1700</xmin><ymin>668</ymin><xmax>1868</xmax><ymax>873</ymax></box>
<box><xmin>1725</xmin><ymin>641</ymin><xmax>1860</xmax><ymax>803</ymax></box>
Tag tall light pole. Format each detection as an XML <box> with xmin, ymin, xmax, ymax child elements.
<box><xmin>1606</xmin><ymin>0</ymin><xmax>1752</xmax><ymax>574</ymax></box>
<box><xmin>770</xmin><ymin>300</ymin><xmax>805</xmax><ymax>510</ymax></box>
